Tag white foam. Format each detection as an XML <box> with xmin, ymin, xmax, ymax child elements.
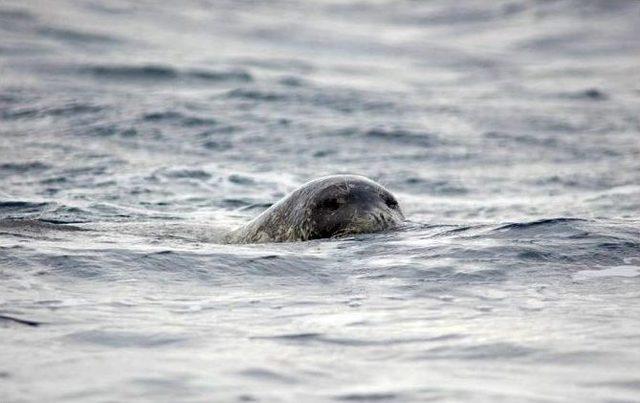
<box><xmin>573</xmin><ymin>265</ymin><xmax>640</xmax><ymax>281</ymax></box>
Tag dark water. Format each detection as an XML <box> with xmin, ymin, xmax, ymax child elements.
<box><xmin>1</xmin><ymin>1</ymin><xmax>640</xmax><ymax>401</ymax></box>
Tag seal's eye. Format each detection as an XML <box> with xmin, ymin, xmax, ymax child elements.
<box><xmin>384</xmin><ymin>195</ymin><xmax>398</xmax><ymax>209</ymax></box>
<box><xmin>318</xmin><ymin>197</ymin><xmax>340</xmax><ymax>211</ymax></box>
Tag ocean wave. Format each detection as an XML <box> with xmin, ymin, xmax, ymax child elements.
<box><xmin>80</xmin><ymin>64</ymin><xmax>253</xmax><ymax>83</ymax></box>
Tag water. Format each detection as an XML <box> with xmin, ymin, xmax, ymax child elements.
<box><xmin>1</xmin><ymin>0</ymin><xmax>640</xmax><ymax>401</ymax></box>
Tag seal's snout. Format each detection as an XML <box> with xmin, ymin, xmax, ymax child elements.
<box><xmin>322</xmin><ymin>183</ymin><xmax>405</xmax><ymax>239</ymax></box>
<box><xmin>356</xmin><ymin>188</ymin><xmax>404</xmax><ymax>224</ymax></box>
<box><xmin>358</xmin><ymin>199</ymin><xmax>404</xmax><ymax>233</ymax></box>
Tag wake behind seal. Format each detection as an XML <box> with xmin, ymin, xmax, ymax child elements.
<box><xmin>224</xmin><ymin>175</ymin><xmax>404</xmax><ymax>244</ymax></box>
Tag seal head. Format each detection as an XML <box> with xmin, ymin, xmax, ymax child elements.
<box><xmin>225</xmin><ymin>175</ymin><xmax>404</xmax><ymax>244</ymax></box>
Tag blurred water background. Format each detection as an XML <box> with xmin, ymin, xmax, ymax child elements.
<box><xmin>1</xmin><ymin>1</ymin><xmax>640</xmax><ymax>401</ymax></box>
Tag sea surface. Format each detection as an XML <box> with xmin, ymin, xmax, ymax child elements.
<box><xmin>1</xmin><ymin>1</ymin><xmax>640</xmax><ymax>402</ymax></box>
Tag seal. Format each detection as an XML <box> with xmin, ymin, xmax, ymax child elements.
<box><xmin>224</xmin><ymin>175</ymin><xmax>404</xmax><ymax>244</ymax></box>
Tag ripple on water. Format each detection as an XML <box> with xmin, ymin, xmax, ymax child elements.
<box><xmin>79</xmin><ymin>64</ymin><xmax>254</xmax><ymax>84</ymax></box>
<box><xmin>0</xmin><ymin>201</ymin><xmax>55</xmax><ymax>215</ymax></box>
<box><xmin>334</xmin><ymin>392</ymin><xmax>401</xmax><ymax>401</ymax></box>
<box><xmin>64</xmin><ymin>330</ymin><xmax>187</xmax><ymax>348</ymax></box>
<box><xmin>142</xmin><ymin>111</ymin><xmax>217</xmax><ymax>127</ymax></box>
<box><xmin>38</xmin><ymin>26</ymin><xmax>122</xmax><ymax>45</ymax></box>
<box><xmin>0</xmin><ymin>161</ymin><xmax>51</xmax><ymax>173</ymax></box>
<box><xmin>416</xmin><ymin>342</ymin><xmax>538</xmax><ymax>361</ymax></box>
<box><xmin>238</xmin><ymin>368</ymin><xmax>298</xmax><ymax>384</ymax></box>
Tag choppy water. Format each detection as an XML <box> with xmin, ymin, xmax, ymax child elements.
<box><xmin>1</xmin><ymin>1</ymin><xmax>640</xmax><ymax>401</ymax></box>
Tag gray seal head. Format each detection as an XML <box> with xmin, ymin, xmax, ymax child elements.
<box><xmin>225</xmin><ymin>175</ymin><xmax>404</xmax><ymax>244</ymax></box>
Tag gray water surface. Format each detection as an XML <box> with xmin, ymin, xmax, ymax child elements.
<box><xmin>1</xmin><ymin>1</ymin><xmax>640</xmax><ymax>402</ymax></box>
